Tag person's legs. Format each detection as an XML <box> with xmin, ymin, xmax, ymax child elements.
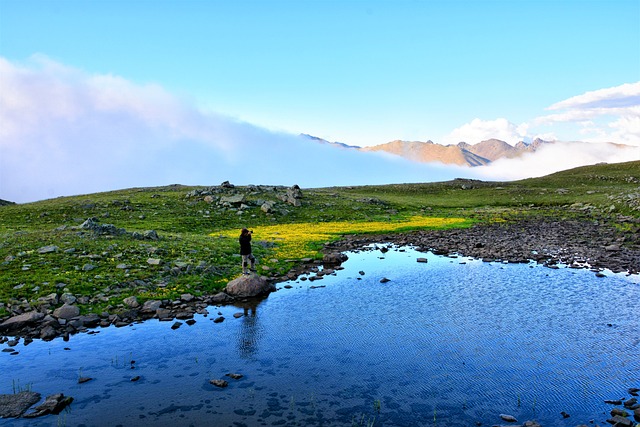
<box><xmin>241</xmin><ymin>255</ymin><xmax>249</xmax><ymax>274</ymax></box>
<box><xmin>249</xmin><ymin>254</ymin><xmax>256</xmax><ymax>271</ymax></box>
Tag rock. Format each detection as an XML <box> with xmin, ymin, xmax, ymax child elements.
<box><xmin>0</xmin><ymin>311</ymin><xmax>45</xmax><ymax>333</ymax></box>
<box><xmin>380</xmin><ymin>277</ymin><xmax>391</xmax><ymax>283</ymax></box>
<box><xmin>40</xmin><ymin>325</ymin><xmax>58</xmax><ymax>340</ymax></box>
<box><xmin>499</xmin><ymin>414</ymin><xmax>517</xmax><ymax>422</ymax></box>
<box><xmin>210</xmin><ymin>379</ymin><xmax>229</xmax><ymax>388</ymax></box>
<box><xmin>180</xmin><ymin>293</ymin><xmax>194</xmax><ymax>302</ymax></box>
<box><xmin>171</xmin><ymin>322</ymin><xmax>182</xmax><ymax>330</ymax></box>
<box><xmin>0</xmin><ymin>391</ymin><xmax>42</xmax><ymax>418</ymax></box>
<box><xmin>225</xmin><ymin>275</ymin><xmax>275</xmax><ymax>298</ymax></box>
<box><xmin>141</xmin><ymin>300</ymin><xmax>162</xmax><ymax>313</ymax></box>
<box><xmin>123</xmin><ymin>296</ymin><xmax>140</xmax><ymax>308</ymax></box>
<box><xmin>634</xmin><ymin>407</ymin><xmax>640</xmax><ymax>422</ymax></box>
<box><xmin>261</xmin><ymin>200</ymin><xmax>276</xmax><ymax>213</ymax></box>
<box><xmin>624</xmin><ymin>398</ymin><xmax>638</xmax><ymax>409</ymax></box>
<box><xmin>82</xmin><ymin>263</ymin><xmax>96</xmax><ymax>271</ymax></box>
<box><xmin>78</xmin><ymin>377</ymin><xmax>93</xmax><ymax>384</ymax></box>
<box><xmin>23</xmin><ymin>393</ymin><xmax>74</xmax><ymax>418</ymax></box>
<box><xmin>213</xmin><ymin>316</ymin><xmax>225</xmax><ymax>323</ymax></box>
<box><xmin>226</xmin><ymin>373</ymin><xmax>243</xmax><ymax>379</ymax></box>
<box><xmin>220</xmin><ymin>180</ymin><xmax>234</xmax><ymax>188</ymax></box>
<box><xmin>60</xmin><ymin>293</ymin><xmax>76</xmax><ymax>305</ymax></box>
<box><xmin>416</xmin><ymin>257</ymin><xmax>428</xmax><ymax>263</ymax></box>
<box><xmin>220</xmin><ymin>194</ymin><xmax>245</xmax><ymax>205</ymax></box>
<box><xmin>147</xmin><ymin>258</ymin><xmax>162</xmax><ymax>266</ymax></box>
<box><xmin>210</xmin><ymin>292</ymin><xmax>232</xmax><ymax>303</ymax></box>
<box><xmin>143</xmin><ymin>230</ymin><xmax>159</xmax><ymax>240</ymax></box>
<box><xmin>53</xmin><ymin>304</ymin><xmax>80</xmax><ymax>320</ymax></box>
<box><xmin>37</xmin><ymin>245</ymin><xmax>58</xmax><ymax>254</ymax></box>
<box><xmin>607</xmin><ymin>415</ymin><xmax>633</xmax><ymax>426</ymax></box>
<box><xmin>323</xmin><ymin>252</ymin><xmax>348</xmax><ymax>265</ymax></box>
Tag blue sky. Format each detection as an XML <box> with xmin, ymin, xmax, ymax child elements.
<box><xmin>0</xmin><ymin>0</ymin><xmax>639</xmax><ymax>202</ymax></box>
<box><xmin>2</xmin><ymin>0</ymin><xmax>638</xmax><ymax>146</ymax></box>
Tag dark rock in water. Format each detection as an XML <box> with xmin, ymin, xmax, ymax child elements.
<box><xmin>606</xmin><ymin>399</ymin><xmax>623</xmax><ymax>405</ymax></box>
<box><xmin>171</xmin><ymin>322</ymin><xmax>182</xmax><ymax>330</ymax></box>
<box><xmin>40</xmin><ymin>325</ymin><xmax>58</xmax><ymax>340</ymax></box>
<box><xmin>607</xmin><ymin>415</ymin><xmax>633</xmax><ymax>426</ymax></box>
<box><xmin>380</xmin><ymin>277</ymin><xmax>391</xmax><ymax>283</ymax></box>
<box><xmin>213</xmin><ymin>316</ymin><xmax>225</xmax><ymax>323</ymax></box>
<box><xmin>323</xmin><ymin>252</ymin><xmax>348</xmax><ymax>265</ymax></box>
<box><xmin>629</xmin><ymin>387</ymin><xmax>640</xmax><ymax>396</ymax></box>
<box><xmin>416</xmin><ymin>257</ymin><xmax>428</xmax><ymax>263</ymax></box>
<box><xmin>78</xmin><ymin>377</ymin><xmax>93</xmax><ymax>384</ymax></box>
<box><xmin>499</xmin><ymin>414</ymin><xmax>517</xmax><ymax>422</ymax></box>
<box><xmin>210</xmin><ymin>379</ymin><xmax>228</xmax><ymax>388</ymax></box>
<box><xmin>210</xmin><ymin>292</ymin><xmax>232</xmax><ymax>303</ymax></box>
<box><xmin>226</xmin><ymin>274</ymin><xmax>275</xmax><ymax>298</ymax></box>
<box><xmin>23</xmin><ymin>393</ymin><xmax>73</xmax><ymax>418</ymax></box>
<box><xmin>560</xmin><ymin>411</ymin><xmax>570</xmax><ymax>418</ymax></box>
<box><xmin>131</xmin><ymin>376</ymin><xmax>141</xmax><ymax>382</ymax></box>
<box><xmin>624</xmin><ymin>397</ymin><xmax>638</xmax><ymax>409</ymax></box>
<box><xmin>0</xmin><ymin>391</ymin><xmax>41</xmax><ymax>418</ymax></box>
<box><xmin>226</xmin><ymin>373</ymin><xmax>243</xmax><ymax>380</ymax></box>
<box><xmin>634</xmin><ymin>407</ymin><xmax>640</xmax><ymax>422</ymax></box>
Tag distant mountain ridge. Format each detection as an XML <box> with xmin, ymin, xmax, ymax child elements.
<box><xmin>302</xmin><ymin>134</ymin><xmax>632</xmax><ymax>167</ymax></box>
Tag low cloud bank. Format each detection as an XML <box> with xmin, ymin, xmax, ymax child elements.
<box><xmin>1</xmin><ymin>56</ymin><xmax>637</xmax><ymax>204</ymax></box>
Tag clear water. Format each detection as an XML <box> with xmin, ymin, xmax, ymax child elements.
<box><xmin>1</xmin><ymin>246</ymin><xmax>639</xmax><ymax>427</ymax></box>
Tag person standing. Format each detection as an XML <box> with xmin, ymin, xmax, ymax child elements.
<box><xmin>239</xmin><ymin>228</ymin><xmax>256</xmax><ymax>275</ymax></box>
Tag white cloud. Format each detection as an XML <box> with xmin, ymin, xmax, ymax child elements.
<box><xmin>474</xmin><ymin>141</ymin><xmax>640</xmax><ymax>181</ymax></box>
<box><xmin>441</xmin><ymin>118</ymin><xmax>529</xmax><ymax>146</ymax></box>
<box><xmin>0</xmin><ymin>56</ymin><xmax>463</xmax><ymax>203</ymax></box>
<box><xmin>534</xmin><ymin>82</ymin><xmax>640</xmax><ymax>146</ymax></box>
<box><xmin>1</xmin><ymin>56</ymin><xmax>636</xmax><ymax>204</ymax></box>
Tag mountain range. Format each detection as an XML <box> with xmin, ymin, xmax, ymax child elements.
<box><xmin>302</xmin><ymin>134</ymin><xmax>633</xmax><ymax>167</ymax></box>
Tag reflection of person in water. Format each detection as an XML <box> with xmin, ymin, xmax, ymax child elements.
<box><xmin>235</xmin><ymin>299</ymin><xmax>261</xmax><ymax>359</ymax></box>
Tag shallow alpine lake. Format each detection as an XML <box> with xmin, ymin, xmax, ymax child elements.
<box><xmin>1</xmin><ymin>245</ymin><xmax>639</xmax><ymax>427</ymax></box>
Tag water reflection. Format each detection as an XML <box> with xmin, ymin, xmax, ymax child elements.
<box><xmin>232</xmin><ymin>299</ymin><xmax>262</xmax><ymax>359</ymax></box>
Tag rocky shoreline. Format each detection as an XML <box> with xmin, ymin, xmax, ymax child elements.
<box><xmin>1</xmin><ymin>218</ymin><xmax>639</xmax><ymax>345</ymax></box>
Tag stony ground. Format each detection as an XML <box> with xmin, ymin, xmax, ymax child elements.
<box><xmin>324</xmin><ymin>218</ymin><xmax>640</xmax><ymax>275</ymax></box>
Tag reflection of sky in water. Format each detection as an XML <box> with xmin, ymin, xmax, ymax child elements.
<box><xmin>1</xmin><ymin>247</ymin><xmax>639</xmax><ymax>427</ymax></box>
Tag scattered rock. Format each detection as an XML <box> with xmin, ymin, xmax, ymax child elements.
<box><xmin>416</xmin><ymin>257</ymin><xmax>428</xmax><ymax>263</ymax></box>
<box><xmin>53</xmin><ymin>304</ymin><xmax>80</xmax><ymax>320</ymax></box>
<box><xmin>78</xmin><ymin>377</ymin><xmax>93</xmax><ymax>384</ymax></box>
<box><xmin>210</xmin><ymin>379</ymin><xmax>228</xmax><ymax>388</ymax></box>
<box><xmin>499</xmin><ymin>414</ymin><xmax>517</xmax><ymax>422</ymax></box>
<box><xmin>123</xmin><ymin>296</ymin><xmax>140</xmax><ymax>308</ymax></box>
<box><xmin>37</xmin><ymin>245</ymin><xmax>58</xmax><ymax>254</ymax></box>
<box><xmin>23</xmin><ymin>393</ymin><xmax>73</xmax><ymax>418</ymax></box>
<box><xmin>380</xmin><ymin>277</ymin><xmax>391</xmax><ymax>283</ymax></box>
<box><xmin>226</xmin><ymin>373</ymin><xmax>243</xmax><ymax>380</ymax></box>
<box><xmin>0</xmin><ymin>311</ymin><xmax>45</xmax><ymax>333</ymax></box>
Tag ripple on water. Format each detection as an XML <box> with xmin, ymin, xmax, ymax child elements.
<box><xmin>1</xmin><ymin>246</ymin><xmax>638</xmax><ymax>427</ymax></box>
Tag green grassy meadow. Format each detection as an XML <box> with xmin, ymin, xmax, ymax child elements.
<box><xmin>1</xmin><ymin>161</ymin><xmax>638</xmax><ymax>320</ymax></box>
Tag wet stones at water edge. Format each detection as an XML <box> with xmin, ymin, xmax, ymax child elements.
<box><xmin>0</xmin><ymin>391</ymin><xmax>73</xmax><ymax>419</ymax></box>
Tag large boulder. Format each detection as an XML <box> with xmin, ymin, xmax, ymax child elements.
<box><xmin>225</xmin><ymin>275</ymin><xmax>275</xmax><ymax>298</ymax></box>
<box><xmin>0</xmin><ymin>311</ymin><xmax>45</xmax><ymax>333</ymax></box>
<box><xmin>53</xmin><ymin>304</ymin><xmax>80</xmax><ymax>320</ymax></box>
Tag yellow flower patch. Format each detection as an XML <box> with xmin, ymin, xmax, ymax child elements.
<box><xmin>216</xmin><ymin>216</ymin><xmax>468</xmax><ymax>261</ymax></box>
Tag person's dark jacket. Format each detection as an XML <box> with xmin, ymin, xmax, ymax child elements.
<box><xmin>239</xmin><ymin>234</ymin><xmax>252</xmax><ymax>255</ymax></box>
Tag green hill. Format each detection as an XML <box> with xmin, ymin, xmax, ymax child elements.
<box><xmin>1</xmin><ymin>161</ymin><xmax>638</xmax><ymax>322</ymax></box>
